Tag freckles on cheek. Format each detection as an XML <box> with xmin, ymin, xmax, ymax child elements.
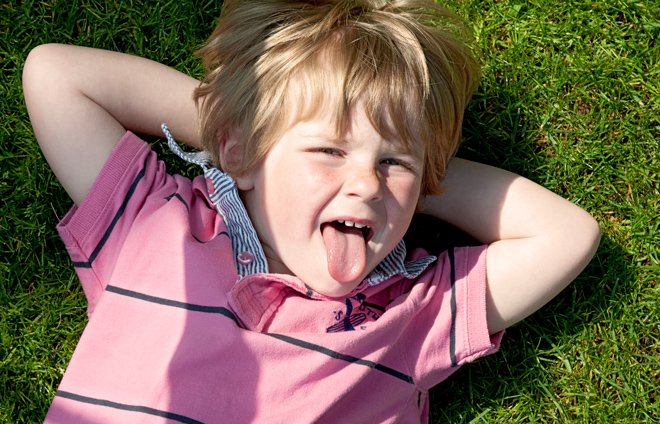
<box><xmin>318</xmin><ymin>169</ymin><xmax>338</xmax><ymax>184</ymax></box>
<box><xmin>304</xmin><ymin>164</ymin><xmax>338</xmax><ymax>189</ymax></box>
<box><xmin>388</xmin><ymin>178</ymin><xmax>421</xmax><ymax>209</ymax></box>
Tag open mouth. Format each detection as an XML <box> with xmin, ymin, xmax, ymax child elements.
<box><xmin>326</xmin><ymin>220</ymin><xmax>374</xmax><ymax>243</ymax></box>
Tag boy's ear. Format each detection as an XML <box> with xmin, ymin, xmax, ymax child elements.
<box><xmin>217</xmin><ymin>130</ymin><xmax>254</xmax><ymax>191</ymax></box>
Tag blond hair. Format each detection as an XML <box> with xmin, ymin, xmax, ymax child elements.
<box><xmin>194</xmin><ymin>0</ymin><xmax>479</xmax><ymax>195</ymax></box>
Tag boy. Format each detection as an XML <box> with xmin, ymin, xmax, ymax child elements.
<box><xmin>23</xmin><ymin>0</ymin><xmax>600</xmax><ymax>422</ymax></box>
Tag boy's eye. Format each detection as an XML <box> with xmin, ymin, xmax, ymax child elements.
<box><xmin>382</xmin><ymin>158</ymin><xmax>402</xmax><ymax>166</ymax></box>
<box><xmin>312</xmin><ymin>147</ymin><xmax>342</xmax><ymax>156</ymax></box>
<box><xmin>381</xmin><ymin>158</ymin><xmax>413</xmax><ymax>170</ymax></box>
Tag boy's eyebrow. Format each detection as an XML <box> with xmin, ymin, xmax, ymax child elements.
<box><xmin>298</xmin><ymin>127</ymin><xmax>423</xmax><ymax>158</ymax></box>
<box><xmin>385</xmin><ymin>138</ymin><xmax>424</xmax><ymax>160</ymax></box>
<box><xmin>309</xmin><ymin>134</ymin><xmax>423</xmax><ymax>159</ymax></box>
<box><xmin>299</xmin><ymin>132</ymin><xmax>345</xmax><ymax>144</ymax></box>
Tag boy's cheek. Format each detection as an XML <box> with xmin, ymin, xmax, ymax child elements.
<box><xmin>390</xmin><ymin>178</ymin><xmax>423</xmax><ymax>211</ymax></box>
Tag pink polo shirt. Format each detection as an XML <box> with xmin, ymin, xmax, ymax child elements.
<box><xmin>46</xmin><ymin>131</ymin><xmax>501</xmax><ymax>423</ymax></box>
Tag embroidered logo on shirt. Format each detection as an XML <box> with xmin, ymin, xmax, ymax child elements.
<box><xmin>326</xmin><ymin>294</ymin><xmax>383</xmax><ymax>332</ymax></box>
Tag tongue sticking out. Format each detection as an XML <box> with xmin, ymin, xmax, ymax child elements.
<box><xmin>321</xmin><ymin>223</ymin><xmax>367</xmax><ymax>283</ymax></box>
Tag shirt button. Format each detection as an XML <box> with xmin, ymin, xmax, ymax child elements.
<box><xmin>237</xmin><ymin>251</ymin><xmax>254</xmax><ymax>265</ymax></box>
<box><xmin>206</xmin><ymin>178</ymin><xmax>215</xmax><ymax>194</ymax></box>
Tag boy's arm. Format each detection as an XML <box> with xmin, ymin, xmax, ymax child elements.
<box><xmin>420</xmin><ymin>158</ymin><xmax>601</xmax><ymax>335</ymax></box>
<box><xmin>23</xmin><ymin>44</ymin><xmax>200</xmax><ymax>205</ymax></box>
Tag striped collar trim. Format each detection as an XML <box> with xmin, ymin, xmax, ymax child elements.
<box><xmin>162</xmin><ymin>124</ymin><xmax>268</xmax><ymax>277</ymax></box>
<box><xmin>365</xmin><ymin>242</ymin><xmax>436</xmax><ymax>285</ymax></box>
<box><xmin>162</xmin><ymin>124</ymin><xmax>435</xmax><ymax>284</ymax></box>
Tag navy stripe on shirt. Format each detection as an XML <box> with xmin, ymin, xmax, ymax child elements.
<box><xmin>55</xmin><ymin>391</ymin><xmax>205</xmax><ymax>424</ymax></box>
<box><xmin>72</xmin><ymin>164</ymin><xmax>146</xmax><ymax>269</ymax></box>
<box><xmin>265</xmin><ymin>333</ymin><xmax>414</xmax><ymax>384</ymax></box>
<box><xmin>105</xmin><ymin>285</ymin><xmax>242</xmax><ymax>328</ymax></box>
<box><xmin>448</xmin><ymin>247</ymin><xmax>458</xmax><ymax>367</ymax></box>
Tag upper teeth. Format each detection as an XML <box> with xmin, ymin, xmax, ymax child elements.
<box><xmin>336</xmin><ymin>220</ymin><xmax>368</xmax><ymax>229</ymax></box>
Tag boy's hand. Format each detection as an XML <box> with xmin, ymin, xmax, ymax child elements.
<box><xmin>23</xmin><ymin>44</ymin><xmax>200</xmax><ymax>205</ymax></box>
<box><xmin>421</xmin><ymin>158</ymin><xmax>601</xmax><ymax>334</ymax></box>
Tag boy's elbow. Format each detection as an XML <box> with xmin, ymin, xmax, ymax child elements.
<box><xmin>24</xmin><ymin>44</ymin><xmax>53</xmax><ymax>81</ymax></box>
<box><xmin>23</xmin><ymin>44</ymin><xmax>60</xmax><ymax>103</ymax></box>
<box><xmin>24</xmin><ymin>43</ymin><xmax>76</xmax><ymax>94</ymax></box>
<box><xmin>581</xmin><ymin>210</ymin><xmax>601</xmax><ymax>254</ymax></box>
<box><xmin>569</xmin><ymin>208</ymin><xmax>601</xmax><ymax>269</ymax></box>
<box><xmin>23</xmin><ymin>46</ymin><xmax>40</xmax><ymax>95</ymax></box>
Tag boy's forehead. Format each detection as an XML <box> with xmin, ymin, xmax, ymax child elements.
<box><xmin>280</xmin><ymin>60</ymin><xmax>425</xmax><ymax>157</ymax></box>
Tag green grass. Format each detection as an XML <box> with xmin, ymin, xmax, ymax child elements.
<box><xmin>1</xmin><ymin>0</ymin><xmax>658</xmax><ymax>422</ymax></box>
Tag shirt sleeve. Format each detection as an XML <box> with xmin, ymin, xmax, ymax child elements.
<box><xmin>402</xmin><ymin>245</ymin><xmax>503</xmax><ymax>390</ymax></box>
<box><xmin>56</xmin><ymin>132</ymin><xmax>174</xmax><ymax>315</ymax></box>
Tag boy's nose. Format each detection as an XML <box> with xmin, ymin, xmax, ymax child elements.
<box><xmin>343</xmin><ymin>166</ymin><xmax>383</xmax><ymax>203</ymax></box>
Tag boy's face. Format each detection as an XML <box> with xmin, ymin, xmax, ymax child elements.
<box><xmin>238</xmin><ymin>101</ymin><xmax>423</xmax><ymax>297</ymax></box>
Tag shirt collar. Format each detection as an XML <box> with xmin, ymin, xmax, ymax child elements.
<box><xmin>163</xmin><ymin>123</ymin><xmax>436</xmax><ymax>287</ymax></box>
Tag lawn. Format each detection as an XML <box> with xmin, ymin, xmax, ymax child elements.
<box><xmin>1</xmin><ymin>0</ymin><xmax>659</xmax><ymax>422</ymax></box>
